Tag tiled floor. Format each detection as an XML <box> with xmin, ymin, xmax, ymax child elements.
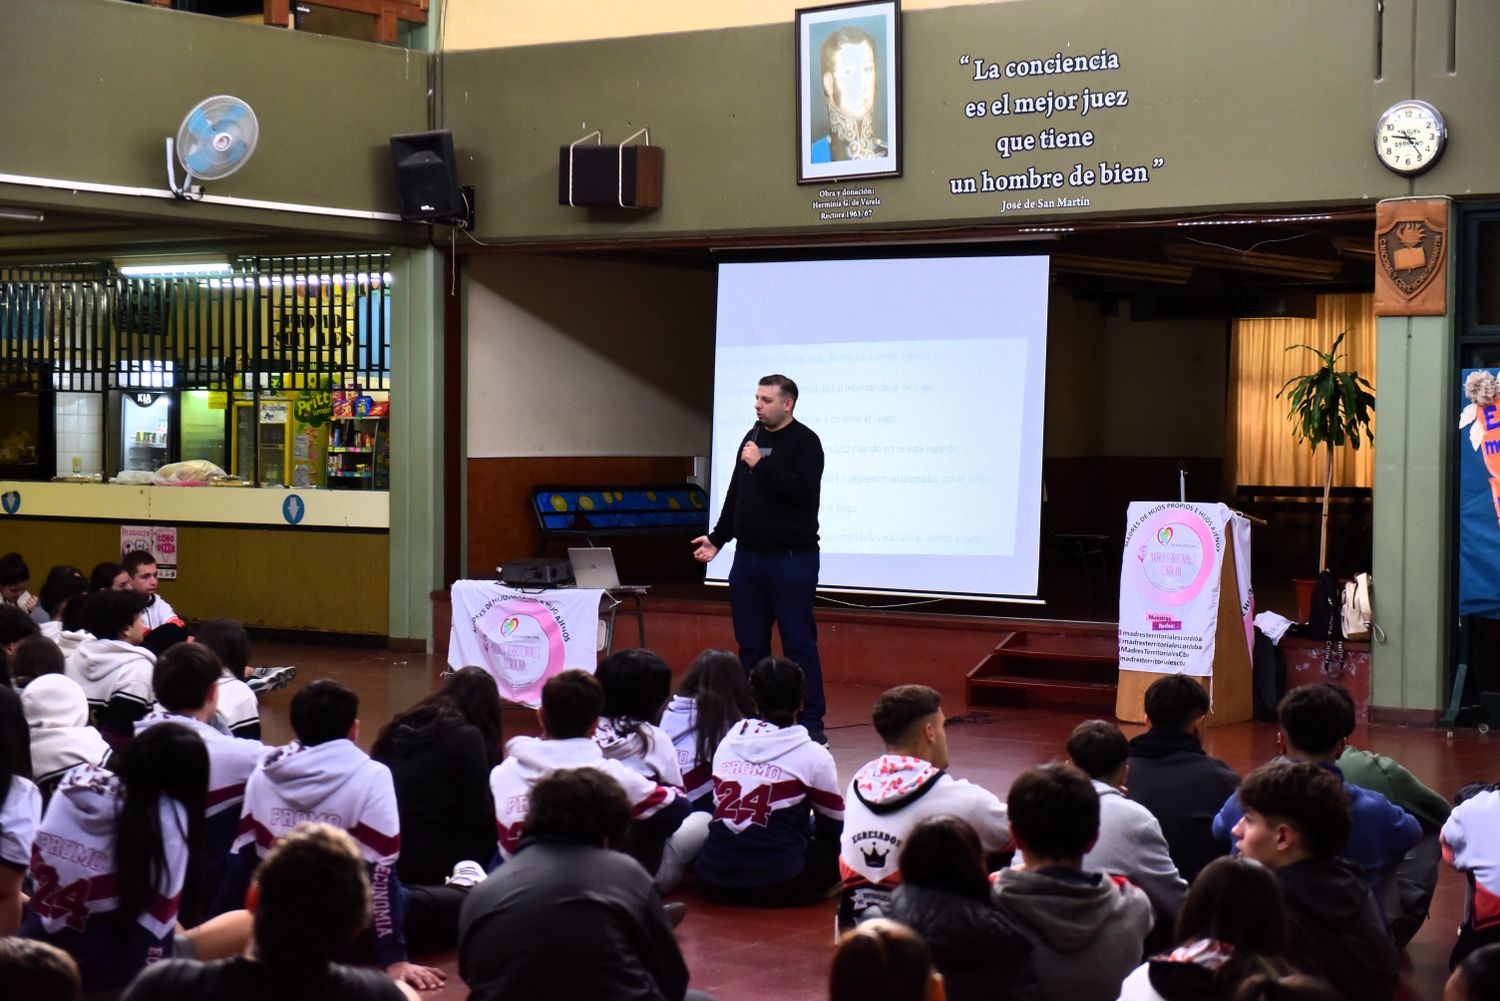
<box><xmin>250</xmin><ymin>640</ymin><xmax>1493</xmax><ymax>1001</ymax></box>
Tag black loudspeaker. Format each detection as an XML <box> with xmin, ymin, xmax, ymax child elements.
<box><xmin>390</xmin><ymin>130</ymin><xmax>463</xmax><ymax>222</ymax></box>
<box><xmin>558</xmin><ymin>144</ymin><xmax>664</xmax><ymax>210</ymax></box>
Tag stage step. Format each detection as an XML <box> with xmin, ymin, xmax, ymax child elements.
<box><xmin>966</xmin><ymin>627</ymin><xmax>1119</xmax><ymax>712</ymax></box>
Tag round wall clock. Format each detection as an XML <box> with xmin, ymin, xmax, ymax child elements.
<box><xmin>1375</xmin><ymin>100</ymin><xmax>1447</xmax><ymax>176</ymax></box>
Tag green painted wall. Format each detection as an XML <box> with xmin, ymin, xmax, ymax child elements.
<box><xmin>438</xmin><ymin>0</ymin><xmax>1500</xmax><ymax>244</ymax></box>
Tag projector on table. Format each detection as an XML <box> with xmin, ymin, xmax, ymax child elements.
<box><xmin>497</xmin><ymin>559</ymin><xmax>573</xmax><ymax>586</ymax></box>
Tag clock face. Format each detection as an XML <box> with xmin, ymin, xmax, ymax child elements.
<box><xmin>1376</xmin><ymin>101</ymin><xmax>1446</xmax><ymax>176</ymax></box>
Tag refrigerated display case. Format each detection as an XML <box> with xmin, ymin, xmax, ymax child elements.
<box><xmin>118</xmin><ymin>392</ymin><xmax>172</xmax><ymax>473</ymax></box>
<box><xmin>232</xmin><ymin>399</ymin><xmax>292</xmax><ymax>486</ymax></box>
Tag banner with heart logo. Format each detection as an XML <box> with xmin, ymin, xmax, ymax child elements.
<box><xmin>448</xmin><ymin>580</ymin><xmax>607</xmax><ymax>706</ymax></box>
<box><xmin>1118</xmin><ymin>501</ymin><xmax>1253</xmax><ymax>677</ymax></box>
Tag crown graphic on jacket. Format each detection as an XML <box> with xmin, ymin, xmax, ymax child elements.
<box><xmin>862</xmin><ymin>845</ymin><xmax>890</xmax><ymax>867</ymax></box>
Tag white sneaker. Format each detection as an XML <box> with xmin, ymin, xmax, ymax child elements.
<box><xmin>246</xmin><ymin>666</ymin><xmax>297</xmax><ymax>696</ymax></box>
<box><xmin>445</xmin><ymin>860</ymin><xmax>487</xmax><ymax>889</ymax></box>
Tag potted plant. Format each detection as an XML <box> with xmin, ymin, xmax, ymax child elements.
<box><xmin>1278</xmin><ymin>330</ymin><xmax>1375</xmax><ymax>614</ymax></box>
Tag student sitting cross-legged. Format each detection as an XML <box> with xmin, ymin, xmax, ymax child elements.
<box><xmin>694</xmin><ymin>656</ymin><xmax>845</xmax><ymax>907</ymax></box>
<box><xmin>1230</xmin><ymin>759</ymin><xmax>1397</xmax><ymax>1001</ymax></box>
<box><xmin>124</xmin><ymin>822</ymin><xmax>418</xmax><ymax>1001</ymax></box>
<box><xmin>990</xmin><ymin>763</ymin><xmax>1153</xmax><ymax>1001</ymax></box>
<box><xmin>64</xmin><ymin>588</ymin><xmax>155</xmax><ymax>749</ymax></box>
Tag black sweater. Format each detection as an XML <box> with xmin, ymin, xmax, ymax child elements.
<box><xmin>708</xmin><ymin>419</ymin><xmax>823</xmax><ymax>553</ymax></box>
<box><xmin>1126</xmin><ymin>728</ymin><xmax>1241</xmax><ymax>883</ymax></box>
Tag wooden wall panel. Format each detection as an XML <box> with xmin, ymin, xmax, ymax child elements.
<box><xmin>0</xmin><ymin>519</ymin><xmax>388</xmax><ymax>634</ymax></box>
<box><xmin>465</xmin><ymin>455</ymin><xmax>696</xmax><ymax>579</ymax></box>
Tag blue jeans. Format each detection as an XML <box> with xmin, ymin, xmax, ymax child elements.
<box><xmin>728</xmin><ymin>549</ymin><xmax>825</xmax><ymax>733</ymax></box>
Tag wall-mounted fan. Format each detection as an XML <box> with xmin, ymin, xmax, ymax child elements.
<box><xmin>166</xmin><ymin>95</ymin><xmax>260</xmax><ymax>200</ymax></box>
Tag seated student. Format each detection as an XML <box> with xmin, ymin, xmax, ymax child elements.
<box><xmin>122</xmin><ymin>550</ymin><xmax>182</xmax><ymax>634</ymax></box>
<box><xmin>0</xmin><ymin>937</ymin><xmax>82</xmax><ymax>1001</ymax></box>
<box><xmin>660</xmin><ymin>648</ymin><xmax>755</xmax><ymax>811</ymax></box>
<box><xmin>0</xmin><ymin>603</ymin><xmax>40</xmax><ymax>683</ymax></box>
<box><xmin>829</xmin><ymin>918</ymin><xmax>945</xmax><ymax>1001</ymax></box>
<box><xmin>1445</xmin><ymin>943</ymin><xmax>1500</xmax><ymax>1001</ymax></box>
<box><xmin>36</xmin><ymin>566</ymin><xmax>88</xmax><ymax>639</ymax></box>
<box><xmin>221</xmin><ymin>679</ymin><xmax>445</xmax><ymax>992</ymax></box>
<box><xmin>190</xmin><ymin>620</ymin><xmax>260</xmax><ymax>739</ymax></box>
<box><xmin>1126</xmin><ymin>674</ymin><xmax>1241</xmax><ymax>882</ymax></box>
<box><xmin>1442</xmin><ymin>782</ymin><xmax>1500</xmax><ymax>968</ymax></box>
<box><xmin>22</xmin><ymin>723</ymin><xmax>250</xmax><ymax>997</ymax></box>
<box><xmin>1</xmin><ymin>684</ymin><xmax>41</xmax><ymax>935</ymax></box>
<box><xmin>21</xmin><ymin>674</ymin><xmax>115</xmax><ymax>803</ymax></box>
<box><xmin>371</xmin><ymin>666</ymin><xmax>503</xmax><ymax>888</ymax></box>
<box><xmin>886</xmin><ymin>816</ymin><xmax>1035</xmax><ymax>1001</ymax></box>
<box><xmin>90</xmin><ymin>562</ymin><xmax>132</xmax><ymax>593</ymax></box>
<box><xmin>123</xmin><ymin>822</ymin><xmax>418</xmax><ymax>1001</ymax></box>
<box><xmin>135</xmin><ymin>644</ymin><xmax>269</xmax><ymax>913</ymax></box>
<box><xmin>1212</xmin><ymin>684</ymin><xmax>1420</xmax><ymax>911</ymax></box>
<box><xmin>839</xmin><ymin>684</ymin><xmax>1011</xmax><ymax>929</ymax></box>
<box><xmin>0</xmin><ymin>551</ymin><xmax>42</xmax><ymax>622</ymax></box>
<box><xmin>1064</xmin><ymin>719</ymin><xmax>1186</xmax><ymax>940</ymax></box>
<box><xmin>459</xmin><ymin>768</ymin><xmax>713</xmax><ymax>1001</ymax></box>
<box><xmin>1321</xmin><ymin>684</ymin><xmax>1449</xmax><ymax>946</ymax></box>
<box><xmin>1117</xmin><ymin>856</ymin><xmax>1304</xmax><ymax>1001</ymax></box>
<box><xmin>65</xmin><ymin>588</ymin><xmax>156</xmax><ymax>748</ymax></box>
<box><xmin>1230</xmin><ymin>760</ymin><xmax>1396</xmax><ymax>1001</ymax></box>
<box><xmin>490</xmin><ymin>669</ymin><xmax>686</xmax><ymax>870</ymax></box>
<box><xmin>695</xmin><ymin>657</ymin><xmax>845</xmax><ymax>907</ymax></box>
<box><xmin>991</xmin><ymin>763</ymin><xmax>1153</xmax><ymax>1001</ymax></box>
<box><xmin>11</xmin><ymin>633</ymin><xmax>65</xmax><ymax>689</ymax></box>
<box><xmin>55</xmin><ymin>586</ymin><xmax>94</xmax><ymax>663</ymax></box>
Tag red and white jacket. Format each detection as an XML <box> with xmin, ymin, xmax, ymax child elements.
<box><xmin>135</xmin><ymin>710</ymin><xmax>269</xmax><ymax>819</ymax></box>
<box><xmin>594</xmin><ymin>716</ymin><xmax>685</xmax><ymax>788</ymax></box>
<box><xmin>659</xmin><ymin>695</ymin><xmax>714</xmax><ymax>803</ymax></box>
<box><xmin>488</xmin><ymin>735</ymin><xmax>681</xmax><ymax>861</ymax></box>
<box><xmin>0</xmin><ymin>775</ymin><xmax>41</xmax><ymax>872</ymax></box>
<box><xmin>1443</xmin><ymin>787</ymin><xmax>1500</xmax><ymax>935</ymax></box>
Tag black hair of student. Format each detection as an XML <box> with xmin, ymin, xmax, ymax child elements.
<box><xmin>152</xmin><ymin>643</ymin><xmax>223</xmax><ymax>713</ymax></box>
<box><xmin>0</xmin><ymin>552</ymin><xmax>29</xmax><ymax>587</ymax></box>
<box><xmin>60</xmin><ymin>589</ymin><xmax>87</xmax><ymax>633</ymax></box>
<box><xmin>1230</xmin><ymin>974</ymin><xmax>1343</xmax><ymax>1001</ymax></box>
<box><xmin>596</xmin><ymin>648</ymin><xmax>672</xmax><ymax>747</ymax></box>
<box><xmin>193</xmin><ymin>618</ymin><xmax>251</xmax><ymax>677</ymax></box>
<box><xmin>749</xmin><ymin>656</ymin><xmax>805</xmax><ymax>728</ymax></box>
<box><xmin>871</xmin><ymin>685</ymin><xmax>943</xmax><ymax>746</ymax></box>
<box><xmin>121</xmin><ymin>549</ymin><xmax>157</xmax><ymax>576</ymax></box>
<box><xmin>0</xmin><ymin>937</ymin><xmax>81</xmax><ymax>1001</ymax></box>
<box><xmin>1322</xmin><ymin>683</ymin><xmax>1359</xmax><ymax>739</ymax></box>
<box><xmin>898</xmin><ymin>815</ymin><xmax>989</xmax><ymax>903</ymax></box>
<box><xmin>1276</xmin><ymin>684</ymin><xmax>1354</xmax><ymax>757</ymax></box>
<box><xmin>1006</xmin><ymin>762</ymin><xmax>1100</xmax><ymax>860</ymax></box>
<box><xmin>1174</xmin><ymin>856</ymin><xmax>1291</xmax><ymax>978</ymax></box>
<box><xmin>522</xmin><ymin>767</ymin><xmax>633</xmax><ymax>848</ymax></box>
<box><xmin>759</xmin><ymin>373</ymin><xmax>799</xmax><ymax>404</ymax></box>
<box><xmin>88</xmin><ymin>562</ymin><xmax>126</xmax><ymax>592</ymax></box>
<box><xmin>11</xmin><ymin>634</ymin><xmax>65</xmax><ymax>688</ymax></box>
<box><xmin>115</xmin><ymin>722</ymin><xmax>208</xmax><ymax>928</ymax></box>
<box><xmin>289</xmin><ymin>679</ymin><xmax>359</xmax><ymax>746</ymax></box>
<box><xmin>1456</xmin><ymin>944</ymin><xmax>1500</xmax><ymax>1001</ymax></box>
<box><xmin>371</xmin><ymin>666</ymin><xmax>505</xmax><ymax>768</ymax></box>
<box><xmin>1066</xmin><ymin>719</ymin><xmax>1129</xmax><ymax>780</ymax></box>
<box><xmin>1237</xmin><ymin>760</ymin><xmax>1352</xmax><ymax>859</ymax></box>
<box><xmin>79</xmin><ymin>588</ymin><xmax>147</xmax><ymax>642</ymax></box>
<box><xmin>0</xmin><ymin>686</ymin><xmax>33</xmax><ymax>807</ymax></box>
<box><xmin>676</xmin><ymin>648</ymin><xmax>755</xmax><ymax>770</ymax></box>
<box><xmin>539</xmin><ymin>669</ymin><xmax>605</xmax><ymax>739</ymax></box>
<box><xmin>0</xmin><ymin>603</ymin><xmax>38</xmax><ymax>648</ymax></box>
<box><xmin>1143</xmin><ymin>674</ymin><xmax>1211</xmax><ymax>730</ymax></box>
<box><xmin>38</xmin><ymin>568</ymin><xmax>88</xmax><ymax>619</ymax></box>
<box><xmin>829</xmin><ymin>918</ymin><xmax>936</xmax><ymax>1001</ymax></box>
<box><xmin>253</xmin><ymin>823</ymin><xmax>372</xmax><ymax>970</ymax></box>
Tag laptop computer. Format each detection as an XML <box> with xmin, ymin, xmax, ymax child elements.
<box><xmin>567</xmin><ymin>547</ymin><xmax>648</xmax><ymax>591</ymax></box>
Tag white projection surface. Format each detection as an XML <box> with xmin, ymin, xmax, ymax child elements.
<box><xmin>708</xmin><ymin>256</ymin><xmax>1050</xmax><ymax>600</ymax></box>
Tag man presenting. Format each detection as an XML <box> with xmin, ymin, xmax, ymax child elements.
<box><xmin>692</xmin><ymin>375</ymin><xmax>827</xmax><ymax>742</ymax></box>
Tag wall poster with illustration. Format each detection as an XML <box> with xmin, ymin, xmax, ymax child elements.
<box><xmin>796</xmin><ymin>0</ymin><xmax>901</xmax><ymax>184</ymax></box>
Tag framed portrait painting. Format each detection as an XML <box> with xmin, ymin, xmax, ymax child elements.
<box><xmin>796</xmin><ymin>0</ymin><xmax>901</xmax><ymax>184</ymax></box>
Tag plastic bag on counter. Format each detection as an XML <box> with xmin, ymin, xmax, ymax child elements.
<box><xmin>112</xmin><ymin>470</ymin><xmax>155</xmax><ymax>485</ymax></box>
<box><xmin>153</xmin><ymin>459</ymin><xmax>229</xmax><ymax>485</ymax></box>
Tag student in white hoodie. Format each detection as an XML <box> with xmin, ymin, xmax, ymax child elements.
<box><xmin>1064</xmin><ymin>719</ymin><xmax>1187</xmax><ymax>945</ymax></box>
<box><xmin>838</xmin><ymin>684</ymin><xmax>1011</xmax><ymax>929</ymax></box>
<box><xmin>219</xmin><ymin>679</ymin><xmax>446</xmax><ymax>993</ymax></box>
<box><xmin>123</xmin><ymin>550</ymin><xmax>182</xmax><ymax>634</ymax></box>
<box><xmin>0</xmin><ymin>687</ymin><xmax>41</xmax><ymax>936</ymax></box>
<box><xmin>660</xmin><ymin>649</ymin><xmax>756</xmax><ymax>811</ymax></box>
<box><xmin>64</xmin><ymin>588</ymin><xmax>154</xmax><ymax>748</ymax></box>
<box><xmin>135</xmin><ymin>643</ymin><xmax>269</xmax><ymax>913</ymax></box>
<box><xmin>991</xmin><ymin>763</ymin><xmax>1153</xmax><ymax>1001</ymax></box>
<box><xmin>490</xmin><ymin>669</ymin><xmax>686</xmax><ymax>869</ymax></box>
<box><xmin>190</xmin><ymin>619</ymin><xmax>261</xmax><ymax>740</ymax></box>
<box><xmin>36</xmin><ymin>567</ymin><xmax>87</xmax><ymax>642</ymax></box>
<box><xmin>695</xmin><ymin>656</ymin><xmax>845</xmax><ymax>906</ymax></box>
<box><xmin>21</xmin><ymin>674</ymin><xmax>115</xmax><ymax>803</ymax></box>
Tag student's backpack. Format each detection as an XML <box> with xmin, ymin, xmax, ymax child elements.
<box><xmin>1341</xmin><ymin>572</ymin><xmax>1373</xmax><ymax>642</ymax></box>
<box><xmin>1305</xmin><ymin>570</ymin><xmax>1344</xmax><ymax>642</ymax></box>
